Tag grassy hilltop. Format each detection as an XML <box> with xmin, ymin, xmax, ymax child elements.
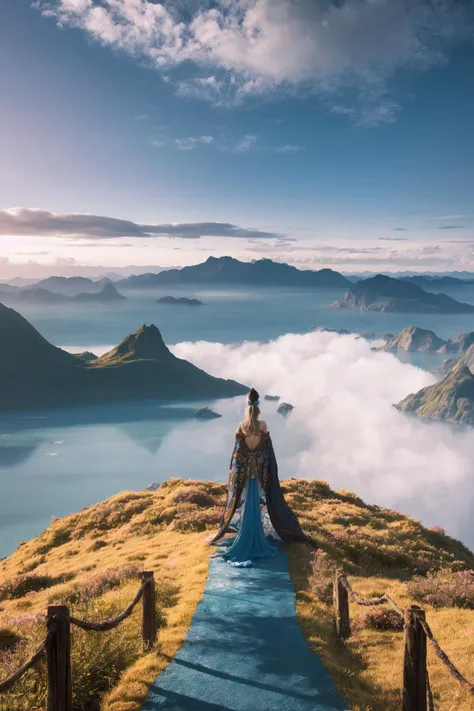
<box><xmin>1</xmin><ymin>479</ymin><xmax>474</xmax><ymax>710</ymax></box>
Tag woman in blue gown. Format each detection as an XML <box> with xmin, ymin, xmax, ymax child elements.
<box><xmin>212</xmin><ymin>388</ymin><xmax>310</xmax><ymax>567</ymax></box>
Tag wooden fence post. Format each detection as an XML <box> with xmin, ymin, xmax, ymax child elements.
<box><xmin>334</xmin><ymin>574</ymin><xmax>351</xmax><ymax>639</ymax></box>
<box><xmin>46</xmin><ymin>605</ymin><xmax>72</xmax><ymax>711</ymax></box>
<box><xmin>403</xmin><ymin>605</ymin><xmax>427</xmax><ymax>711</ymax></box>
<box><xmin>142</xmin><ymin>571</ymin><xmax>157</xmax><ymax>651</ymax></box>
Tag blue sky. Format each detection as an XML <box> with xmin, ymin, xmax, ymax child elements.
<box><xmin>0</xmin><ymin>0</ymin><xmax>473</xmax><ymax>277</ymax></box>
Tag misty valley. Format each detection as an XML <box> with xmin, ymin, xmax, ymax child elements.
<box><xmin>2</xmin><ymin>269</ymin><xmax>474</xmax><ymax>558</ymax></box>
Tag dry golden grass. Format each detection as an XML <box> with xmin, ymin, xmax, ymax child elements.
<box><xmin>0</xmin><ymin>480</ymin><xmax>215</xmax><ymax>711</ymax></box>
<box><xmin>1</xmin><ymin>477</ymin><xmax>474</xmax><ymax>710</ymax></box>
<box><xmin>102</xmin><ymin>533</ymin><xmax>210</xmax><ymax>711</ymax></box>
<box><xmin>288</xmin><ymin>547</ymin><xmax>474</xmax><ymax>710</ymax></box>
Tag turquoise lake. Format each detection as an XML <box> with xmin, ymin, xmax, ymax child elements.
<box><xmin>1</xmin><ymin>284</ymin><xmax>474</xmax><ymax>558</ymax></box>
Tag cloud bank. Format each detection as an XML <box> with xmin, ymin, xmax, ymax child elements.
<box><xmin>36</xmin><ymin>0</ymin><xmax>474</xmax><ymax>122</ymax></box>
<box><xmin>0</xmin><ymin>208</ymin><xmax>281</xmax><ymax>240</ymax></box>
<box><xmin>172</xmin><ymin>331</ymin><xmax>474</xmax><ymax>546</ymax></box>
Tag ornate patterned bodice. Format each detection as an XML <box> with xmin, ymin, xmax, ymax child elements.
<box><xmin>233</xmin><ymin>428</ymin><xmax>270</xmax><ymax>486</ymax></box>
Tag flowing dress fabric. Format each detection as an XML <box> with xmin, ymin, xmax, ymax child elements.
<box><xmin>212</xmin><ymin>429</ymin><xmax>310</xmax><ymax>566</ymax></box>
<box><xmin>219</xmin><ymin>477</ymin><xmax>278</xmax><ymax>567</ymax></box>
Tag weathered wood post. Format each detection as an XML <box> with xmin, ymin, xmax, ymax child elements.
<box><xmin>142</xmin><ymin>571</ymin><xmax>157</xmax><ymax>651</ymax></box>
<box><xmin>46</xmin><ymin>605</ymin><xmax>72</xmax><ymax>711</ymax></box>
<box><xmin>334</xmin><ymin>573</ymin><xmax>351</xmax><ymax>639</ymax></box>
<box><xmin>403</xmin><ymin>605</ymin><xmax>427</xmax><ymax>711</ymax></box>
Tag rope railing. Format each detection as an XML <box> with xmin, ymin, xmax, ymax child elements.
<box><xmin>0</xmin><ymin>624</ymin><xmax>56</xmax><ymax>693</ymax></box>
<box><xmin>0</xmin><ymin>571</ymin><xmax>157</xmax><ymax>711</ymax></box>
<box><xmin>339</xmin><ymin>574</ymin><xmax>404</xmax><ymax>617</ymax></box>
<box><xmin>69</xmin><ymin>581</ymin><xmax>146</xmax><ymax>632</ymax></box>
<box><xmin>333</xmin><ymin>571</ymin><xmax>474</xmax><ymax>711</ymax></box>
<box><xmin>419</xmin><ymin>618</ymin><xmax>474</xmax><ymax>696</ymax></box>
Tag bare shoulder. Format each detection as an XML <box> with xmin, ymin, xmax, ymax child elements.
<box><xmin>259</xmin><ymin>420</ymin><xmax>268</xmax><ymax>432</ymax></box>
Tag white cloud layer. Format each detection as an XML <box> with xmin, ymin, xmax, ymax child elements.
<box><xmin>172</xmin><ymin>331</ymin><xmax>474</xmax><ymax>546</ymax></box>
<box><xmin>36</xmin><ymin>0</ymin><xmax>474</xmax><ymax>121</ymax></box>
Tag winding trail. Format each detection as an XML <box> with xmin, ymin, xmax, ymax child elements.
<box><xmin>143</xmin><ymin>551</ymin><xmax>348</xmax><ymax>711</ymax></box>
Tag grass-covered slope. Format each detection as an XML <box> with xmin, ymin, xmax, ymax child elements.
<box><xmin>396</xmin><ymin>363</ymin><xmax>474</xmax><ymax>425</ymax></box>
<box><xmin>1</xmin><ymin>479</ymin><xmax>473</xmax><ymax>710</ymax></box>
<box><xmin>0</xmin><ymin>302</ymin><xmax>87</xmax><ymax>410</ymax></box>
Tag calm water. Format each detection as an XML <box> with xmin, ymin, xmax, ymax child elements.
<box><xmin>14</xmin><ymin>284</ymin><xmax>474</xmax><ymax>347</ymax></box>
<box><xmin>1</xmin><ymin>284</ymin><xmax>474</xmax><ymax>558</ymax></box>
<box><xmin>0</xmin><ymin>397</ymin><xmax>310</xmax><ymax>558</ymax></box>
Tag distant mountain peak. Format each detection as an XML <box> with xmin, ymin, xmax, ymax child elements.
<box><xmin>117</xmin><ymin>256</ymin><xmax>350</xmax><ymax>288</ymax></box>
<box><xmin>333</xmin><ymin>274</ymin><xmax>474</xmax><ymax>313</ymax></box>
<box><xmin>99</xmin><ymin>283</ymin><xmax>125</xmax><ymax>299</ymax></box>
<box><xmin>98</xmin><ymin>323</ymin><xmax>169</xmax><ymax>364</ymax></box>
<box><xmin>396</xmin><ymin>360</ymin><xmax>474</xmax><ymax>425</ymax></box>
<box><xmin>382</xmin><ymin>326</ymin><xmax>448</xmax><ymax>353</ymax></box>
<box><xmin>0</xmin><ymin>306</ymin><xmax>246</xmax><ymax>411</ymax></box>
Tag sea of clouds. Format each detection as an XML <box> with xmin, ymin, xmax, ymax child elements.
<box><xmin>172</xmin><ymin>331</ymin><xmax>474</xmax><ymax>547</ymax></box>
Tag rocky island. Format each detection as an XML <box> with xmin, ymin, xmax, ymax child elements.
<box><xmin>332</xmin><ymin>274</ymin><xmax>474</xmax><ymax>313</ymax></box>
<box><xmin>381</xmin><ymin>327</ymin><xmax>448</xmax><ymax>353</ymax></box>
<box><xmin>194</xmin><ymin>407</ymin><xmax>222</xmax><ymax>419</ymax></box>
<box><xmin>395</xmin><ymin>336</ymin><xmax>474</xmax><ymax>425</ymax></box>
<box><xmin>157</xmin><ymin>296</ymin><xmax>203</xmax><ymax>306</ymax></box>
<box><xmin>0</xmin><ymin>303</ymin><xmax>246</xmax><ymax>411</ymax></box>
<box><xmin>396</xmin><ymin>363</ymin><xmax>474</xmax><ymax>425</ymax></box>
<box><xmin>277</xmin><ymin>402</ymin><xmax>294</xmax><ymax>415</ymax></box>
<box><xmin>375</xmin><ymin>327</ymin><xmax>474</xmax><ymax>374</ymax></box>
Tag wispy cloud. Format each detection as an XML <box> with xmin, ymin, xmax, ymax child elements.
<box><xmin>275</xmin><ymin>144</ymin><xmax>304</xmax><ymax>153</ymax></box>
<box><xmin>175</xmin><ymin>135</ymin><xmax>214</xmax><ymax>151</ymax></box>
<box><xmin>436</xmin><ymin>214</ymin><xmax>470</xmax><ymax>220</ymax></box>
<box><xmin>379</xmin><ymin>236</ymin><xmax>409</xmax><ymax>241</ymax></box>
<box><xmin>35</xmin><ymin>0</ymin><xmax>474</xmax><ymax>125</ymax></box>
<box><xmin>0</xmin><ymin>208</ymin><xmax>282</xmax><ymax>240</ymax></box>
<box><xmin>393</xmin><ymin>227</ymin><xmax>408</xmax><ymax>232</ymax></box>
<box><xmin>232</xmin><ymin>134</ymin><xmax>258</xmax><ymax>153</ymax></box>
<box><xmin>331</xmin><ymin>97</ymin><xmax>401</xmax><ymax>127</ymax></box>
<box><xmin>150</xmin><ymin>139</ymin><xmax>167</xmax><ymax>148</ymax></box>
<box><xmin>438</xmin><ymin>225</ymin><xmax>466</xmax><ymax>230</ymax></box>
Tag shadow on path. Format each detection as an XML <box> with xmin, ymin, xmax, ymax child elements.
<box><xmin>143</xmin><ymin>552</ymin><xmax>348</xmax><ymax>711</ymax></box>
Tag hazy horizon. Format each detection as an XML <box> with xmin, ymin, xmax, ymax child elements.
<box><xmin>4</xmin><ymin>255</ymin><xmax>474</xmax><ymax>283</ymax></box>
<box><xmin>1</xmin><ymin>1</ymin><xmax>473</xmax><ymax>277</ymax></box>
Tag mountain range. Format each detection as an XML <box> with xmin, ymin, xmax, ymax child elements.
<box><xmin>393</xmin><ymin>330</ymin><xmax>474</xmax><ymax>425</ymax></box>
<box><xmin>400</xmin><ymin>275</ymin><xmax>474</xmax><ymax>290</ymax></box>
<box><xmin>0</xmin><ymin>283</ymin><xmax>126</xmax><ymax>305</ymax></box>
<box><xmin>332</xmin><ymin>275</ymin><xmax>474</xmax><ymax>313</ymax></box>
<box><xmin>35</xmin><ymin>276</ymin><xmax>112</xmax><ymax>295</ymax></box>
<box><xmin>115</xmin><ymin>257</ymin><xmax>351</xmax><ymax>289</ymax></box>
<box><xmin>379</xmin><ymin>327</ymin><xmax>474</xmax><ymax>355</ymax></box>
<box><xmin>0</xmin><ymin>303</ymin><xmax>246</xmax><ymax>411</ymax></box>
